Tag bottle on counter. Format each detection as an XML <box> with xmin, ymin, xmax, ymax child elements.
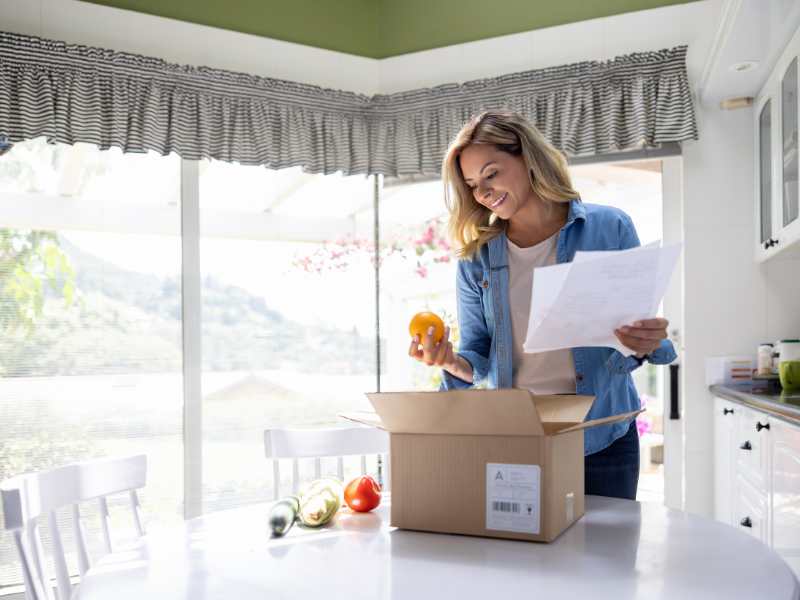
<box><xmin>757</xmin><ymin>343</ymin><xmax>774</xmax><ymax>375</ymax></box>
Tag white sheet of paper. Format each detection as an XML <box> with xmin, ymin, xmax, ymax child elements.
<box><xmin>523</xmin><ymin>242</ymin><xmax>682</xmax><ymax>357</ymax></box>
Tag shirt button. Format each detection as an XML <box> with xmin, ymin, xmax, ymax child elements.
<box><xmin>481</xmin><ymin>280</ymin><xmax>489</xmax><ymax>288</ymax></box>
<box><xmin>576</xmin><ymin>374</ymin><xmax>584</xmax><ymax>382</ymax></box>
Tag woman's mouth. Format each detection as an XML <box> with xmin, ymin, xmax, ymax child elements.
<box><xmin>490</xmin><ymin>193</ymin><xmax>507</xmax><ymax>209</ymax></box>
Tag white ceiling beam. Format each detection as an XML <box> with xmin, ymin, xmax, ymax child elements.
<box><xmin>0</xmin><ymin>191</ymin><xmax>357</xmax><ymax>242</ymax></box>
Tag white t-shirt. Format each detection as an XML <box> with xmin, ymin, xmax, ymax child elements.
<box><xmin>507</xmin><ymin>234</ymin><xmax>577</xmax><ymax>394</ymax></box>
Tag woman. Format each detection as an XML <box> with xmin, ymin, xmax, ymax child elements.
<box><xmin>408</xmin><ymin>110</ymin><xmax>676</xmax><ymax>500</ymax></box>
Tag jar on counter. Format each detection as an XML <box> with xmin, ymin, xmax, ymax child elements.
<box><xmin>757</xmin><ymin>343</ymin><xmax>774</xmax><ymax>375</ymax></box>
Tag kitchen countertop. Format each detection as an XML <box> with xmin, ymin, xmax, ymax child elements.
<box><xmin>710</xmin><ymin>383</ymin><xmax>800</xmax><ymax>425</ymax></box>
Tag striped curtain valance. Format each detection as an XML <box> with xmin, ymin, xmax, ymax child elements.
<box><xmin>0</xmin><ymin>30</ymin><xmax>697</xmax><ymax>176</ymax></box>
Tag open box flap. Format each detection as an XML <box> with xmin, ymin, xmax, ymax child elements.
<box><xmin>345</xmin><ymin>389</ymin><xmax>596</xmax><ymax>436</ymax></box>
<box><xmin>339</xmin><ymin>410</ymin><xmax>385</xmax><ymax>430</ymax></box>
<box><xmin>554</xmin><ymin>408</ymin><xmax>645</xmax><ymax>435</ymax></box>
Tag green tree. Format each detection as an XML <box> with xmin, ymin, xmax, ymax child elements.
<box><xmin>0</xmin><ymin>229</ymin><xmax>75</xmax><ymax>373</ymax></box>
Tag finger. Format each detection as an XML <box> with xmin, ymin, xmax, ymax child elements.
<box><xmin>434</xmin><ymin>327</ymin><xmax>451</xmax><ymax>365</ymax></box>
<box><xmin>422</xmin><ymin>326</ymin><xmax>439</xmax><ymax>365</ymax></box>
<box><xmin>630</xmin><ymin>318</ymin><xmax>668</xmax><ymax>329</ymax></box>
<box><xmin>443</xmin><ymin>342</ymin><xmax>455</xmax><ymax>368</ymax></box>
<box><xmin>408</xmin><ymin>335</ymin><xmax>422</xmax><ymax>360</ymax></box>
<box><xmin>421</xmin><ymin>326</ymin><xmax>436</xmax><ymax>353</ymax></box>
<box><xmin>615</xmin><ymin>330</ymin><xmax>656</xmax><ymax>354</ymax></box>
<box><xmin>619</xmin><ymin>326</ymin><xmax>666</xmax><ymax>341</ymax></box>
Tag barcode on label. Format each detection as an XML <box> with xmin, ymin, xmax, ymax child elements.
<box><xmin>491</xmin><ymin>501</ymin><xmax>520</xmax><ymax>513</ymax></box>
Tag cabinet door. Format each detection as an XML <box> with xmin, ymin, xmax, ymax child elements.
<box><xmin>713</xmin><ymin>396</ymin><xmax>737</xmax><ymax>525</ymax></box>
<box><xmin>736</xmin><ymin>405</ymin><xmax>771</xmax><ymax>492</ymax></box>
<box><xmin>771</xmin><ymin>418</ymin><xmax>800</xmax><ymax>577</ymax></box>
<box><xmin>779</xmin><ymin>55</ymin><xmax>800</xmax><ymax>248</ymax></box>
<box><xmin>756</xmin><ymin>94</ymin><xmax>775</xmax><ymax>260</ymax></box>
<box><xmin>733</xmin><ymin>473</ymin><xmax>769</xmax><ymax>545</ymax></box>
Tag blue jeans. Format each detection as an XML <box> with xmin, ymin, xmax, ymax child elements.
<box><xmin>584</xmin><ymin>420</ymin><xmax>640</xmax><ymax>500</ymax></box>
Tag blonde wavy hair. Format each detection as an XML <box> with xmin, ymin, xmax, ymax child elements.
<box><xmin>443</xmin><ymin>110</ymin><xmax>579</xmax><ymax>259</ymax></box>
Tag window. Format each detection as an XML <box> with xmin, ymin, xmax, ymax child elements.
<box><xmin>197</xmin><ymin>160</ymin><xmax>377</xmax><ymax>512</ymax></box>
<box><xmin>379</xmin><ymin>176</ymin><xmax>457</xmax><ymax>392</ymax></box>
<box><xmin>0</xmin><ymin>139</ymin><xmax>183</xmax><ymax>587</ymax></box>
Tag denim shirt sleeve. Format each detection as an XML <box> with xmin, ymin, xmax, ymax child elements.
<box><xmin>604</xmin><ymin>214</ymin><xmax>677</xmax><ymax>375</ymax></box>
<box><xmin>440</xmin><ymin>258</ymin><xmax>490</xmax><ymax>390</ymax></box>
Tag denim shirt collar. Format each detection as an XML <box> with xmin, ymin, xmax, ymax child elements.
<box><xmin>487</xmin><ymin>199</ymin><xmax>584</xmax><ymax>269</ymax></box>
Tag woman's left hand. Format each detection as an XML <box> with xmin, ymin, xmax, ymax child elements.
<box><xmin>614</xmin><ymin>318</ymin><xmax>669</xmax><ymax>357</ymax></box>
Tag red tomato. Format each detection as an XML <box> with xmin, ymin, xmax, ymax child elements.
<box><xmin>344</xmin><ymin>475</ymin><xmax>382</xmax><ymax>513</ymax></box>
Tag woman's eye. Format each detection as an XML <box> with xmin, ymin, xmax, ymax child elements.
<box><xmin>487</xmin><ymin>172</ymin><xmax>497</xmax><ymax>179</ymax></box>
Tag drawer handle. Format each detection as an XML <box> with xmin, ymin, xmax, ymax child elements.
<box><xmin>740</xmin><ymin>517</ymin><xmax>753</xmax><ymax>528</ymax></box>
<box><xmin>723</xmin><ymin>408</ymin><xmax>734</xmax><ymax>415</ymax></box>
<box><xmin>756</xmin><ymin>422</ymin><xmax>770</xmax><ymax>432</ymax></box>
<box><xmin>740</xmin><ymin>441</ymin><xmax>752</xmax><ymax>451</ymax></box>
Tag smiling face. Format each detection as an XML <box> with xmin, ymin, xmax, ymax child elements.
<box><xmin>458</xmin><ymin>144</ymin><xmax>533</xmax><ymax>221</ymax></box>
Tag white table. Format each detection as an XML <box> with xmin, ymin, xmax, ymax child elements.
<box><xmin>77</xmin><ymin>496</ymin><xmax>799</xmax><ymax>600</ymax></box>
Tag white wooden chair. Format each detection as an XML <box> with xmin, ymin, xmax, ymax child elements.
<box><xmin>264</xmin><ymin>426</ymin><xmax>389</xmax><ymax>498</ymax></box>
<box><xmin>0</xmin><ymin>454</ymin><xmax>147</xmax><ymax>600</ymax></box>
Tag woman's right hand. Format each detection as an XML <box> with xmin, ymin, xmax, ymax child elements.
<box><xmin>408</xmin><ymin>326</ymin><xmax>473</xmax><ymax>383</ymax></box>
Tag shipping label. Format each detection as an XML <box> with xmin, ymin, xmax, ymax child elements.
<box><xmin>485</xmin><ymin>463</ymin><xmax>540</xmax><ymax>534</ymax></box>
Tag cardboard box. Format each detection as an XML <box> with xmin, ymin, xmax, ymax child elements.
<box><xmin>342</xmin><ymin>388</ymin><xmax>641</xmax><ymax>543</ymax></box>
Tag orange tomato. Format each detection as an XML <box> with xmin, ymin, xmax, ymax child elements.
<box><xmin>409</xmin><ymin>311</ymin><xmax>445</xmax><ymax>344</ymax></box>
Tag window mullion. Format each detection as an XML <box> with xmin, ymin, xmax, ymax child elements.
<box><xmin>180</xmin><ymin>158</ymin><xmax>203</xmax><ymax>519</ymax></box>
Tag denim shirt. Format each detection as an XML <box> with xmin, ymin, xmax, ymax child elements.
<box><xmin>441</xmin><ymin>200</ymin><xmax>677</xmax><ymax>455</ymax></box>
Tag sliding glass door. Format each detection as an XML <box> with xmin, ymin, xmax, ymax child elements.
<box><xmin>0</xmin><ymin>139</ymin><xmax>184</xmax><ymax>587</ymax></box>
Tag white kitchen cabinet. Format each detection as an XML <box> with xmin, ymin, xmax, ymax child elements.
<box><xmin>713</xmin><ymin>396</ymin><xmax>737</xmax><ymax>524</ymax></box>
<box><xmin>772</xmin><ymin>417</ymin><xmax>800</xmax><ymax>573</ymax></box>
<box><xmin>733</xmin><ymin>474</ymin><xmax>769</xmax><ymax>544</ymax></box>
<box><xmin>755</xmin><ymin>25</ymin><xmax>800</xmax><ymax>262</ymax></box>
<box><xmin>735</xmin><ymin>405</ymin><xmax>771</xmax><ymax>492</ymax></box>
<box><xmin>712</xmin><ymin>394</ymin><xmax>800</xmax><ymax>576</ymax></box>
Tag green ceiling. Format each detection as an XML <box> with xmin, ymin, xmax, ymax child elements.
<box><xmin>80</xmin><ymin>0</ymin><xmax>700</xmax><ymax>59</ymax></box>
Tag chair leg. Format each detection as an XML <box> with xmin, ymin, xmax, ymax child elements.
<box><xmin>71</xmin><ymin>505</ymin><xmax>90</xmax><ymax>576</ymax></box>
<box><xmin>130</xmin><ymin>490</ymin><xmax>145</xmax><ymax>536</ymax></box>
<box><xmin>48</xmin><ymin>511</ymin><xmax>71</xmax><ymax>600</ymax></box>
<box><xmin>14</xmin><ymin>529</ymin><xmax>46</xmax><ymax>600</ymax></box>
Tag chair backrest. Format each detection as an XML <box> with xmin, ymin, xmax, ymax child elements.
<box><xmin>1</xmin><ymin>454</ymin><xmax>147</xmax><ymax>600</ymax></box>
<box><xmin>264</xmin><ymin>426</ymin><xmax>389</xmax><ymax>498</ymax></box>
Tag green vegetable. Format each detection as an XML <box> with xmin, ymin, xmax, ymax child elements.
<box><xmin>269</xmin><ymin>496</ymin><xmax>300</xmax><ymax>537</ymax></box>
<box><xmin>297</xmin><ymin>478</ymin><xmax>343</xmax><ymax>528</ymax></box>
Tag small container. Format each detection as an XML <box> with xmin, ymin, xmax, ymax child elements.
<box><xmin>757</xmin><ymin>343</ymin><xmax>774</xmax><ymax>375</ymax></box>
<box><xmin>779</xmin><ymin>339</ymin><xmax>800</xmax><ymax>362</ymax></box>
<box><xmin>778</xmin><ymin>340</ymin><xmax>800</xmax><ymax>392</ymax></box>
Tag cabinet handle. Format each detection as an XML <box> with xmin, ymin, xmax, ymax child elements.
<box><xmin>723</xmin><ymin>408</ymin><xmax>734</xmax><ymax>415</ymax></box>
<box><xmin>740</xmin><ymin>441</ymin><xmax>752</xmax><ymax>451</ymax></box>
<box><xmin>740</xmin><ymin>517</ymin><xmax>753</xmax><ymax>528</ymax></box>
<box><xmin>756</xmin><ymin>422</ymin><xmax>770</xmax><ymax>432</ymax></box>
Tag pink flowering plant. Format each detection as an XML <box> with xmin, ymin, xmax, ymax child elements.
<box><xmin>292</xmin><ymin>218</ymin><xmax>452</xmax><ymax>279</ymax></box>
<box><xmin>636</xmin><ymin>394</ymin><xmax>654</xmax><ymax>438</ymax></box>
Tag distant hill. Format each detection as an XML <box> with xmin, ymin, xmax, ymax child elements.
<box><xmin>0</xmin><ymin>236</ymin><xmax>378</xmax><ymax>377</ymax></box>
